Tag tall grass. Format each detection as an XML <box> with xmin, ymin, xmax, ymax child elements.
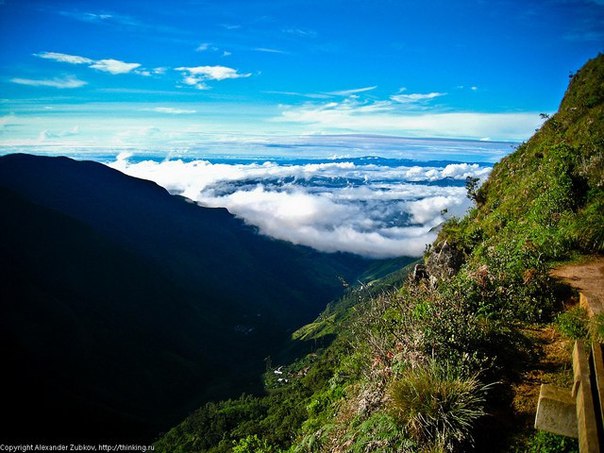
<box><xmin>388</xmin><ymin>361</ymin><xmax>491</xmax><ymax>452</ymax></box>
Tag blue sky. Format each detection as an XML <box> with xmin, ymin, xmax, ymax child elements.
<box><xmin>1</xmin><ymin>0</ymin><xmax>603</xmax><ymax>151</ymax></box>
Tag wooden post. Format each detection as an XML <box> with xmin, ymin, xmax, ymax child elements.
<box><xmin>573</xmin><ymin>341</ymin><xmax>601</xmax><ymax>452</ymax></box>
<box><xmin>591</xmin><ymin>343</ymin><xmax>604</xmax><ymax>444</ymax></box>
<box><xmin>535</xmin><ymin>384</ymin><xmax>578</xmax><ymax>437</ymax></box>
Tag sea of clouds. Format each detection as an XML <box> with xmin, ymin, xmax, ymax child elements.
<box><xmin>109</xmin><ymin>153</ymin><xmax>491</xmax><ymax>258</ymax></box>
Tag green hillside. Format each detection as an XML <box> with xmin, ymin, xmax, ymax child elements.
<box><xmin>441</xmin><ymin>53</ymin><xmax>604</xmax><ymax>263</ymax></box>
<box><xmin>156</xmin><ymin>54</ymin><xmax>604</xmax><ymax>452</ymax></box>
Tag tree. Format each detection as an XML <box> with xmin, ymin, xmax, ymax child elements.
<box><xmin>465</xmin><ymin>176</ymin><xmax>484</xmax><ymax>205</ymax></box>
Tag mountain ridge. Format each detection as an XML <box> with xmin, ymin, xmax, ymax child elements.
<box><xmin>0</xmin><ymin>153</ymin><xmax>412</xmax><ymax>442</ymax></box>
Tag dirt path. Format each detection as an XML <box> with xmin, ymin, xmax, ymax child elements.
<box><xmin>550</xmin><ymin>256</ymin><xmax>604</xmax><ymax>316</ymax></box>
<box><xmin>512</xmin><ymin>325</ymin><xmax>573</xmax><ymax>415</ymax></box>
<box><xmin>505</xmin><ymin>257</ymin><xmax>604</xmax><ymax>449</ymax></box>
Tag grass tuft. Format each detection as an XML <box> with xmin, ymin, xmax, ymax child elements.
<box><xmin>388</xmin><ymin>360</ymin><xmax>491</xmax><ymax>452</ymax></box>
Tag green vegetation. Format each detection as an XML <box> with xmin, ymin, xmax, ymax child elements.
<box><xmin>556</xmin><ymin>306</ymin><xmax>589</xmax><ymax>339</ymax></box>
<box><xmin>155</xmin><ymin>271</ymin><xmax>413</xmax><ymax>453</ymax></box>
<box><xmin>521</xmin><ymin>431</ymin><xmax>579</xmax><ymax>453</ymax></box>
<box><xmin>388</xmin><ymin>361</ymin><xmax>489</xmax><ymax>452</ymax></box>
<box><xmin>589</xmin><ymin>313</ymin><xmax>604</xmax><ymax>342</ymax></box>
<box><xmin>233</xmin><ymin>435</ymin><xmax>278</xmax><ymax>453</ymax></box>
<box><xmin>156</xmin><ymin>54</ymin><xmax>604</xmax><ymax>452</ymax></box>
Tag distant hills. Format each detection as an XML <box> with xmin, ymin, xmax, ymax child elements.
<box><xmin>0</xmin><ymin>154</ymin><xmax>411</xmax><ymax>442</ymax></box>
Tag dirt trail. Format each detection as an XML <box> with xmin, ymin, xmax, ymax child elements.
<box><xmin>550</xmin><ymin>256</ymin><xmax>604</xmax><ymax>316</ymax></box>
<box><xmin>505</xmin><ymin>258</ymin><xmax>604</xmax><ymax>449</ymax></box>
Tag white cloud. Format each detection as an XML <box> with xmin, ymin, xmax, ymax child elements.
<box><xmin>180</xmin><ymin>66</ymin><xmax>251</xmax><ymax>80</ymax></box>
<box><xmin>34</xmin><ymin>51</ymin><xmax>142</xmax><ymax>75</ymax></box>
<box><xmin>441</xmin><ymin>163</ymin><xmax>491</xmax><ymax>179</ymax></box>
<box><xmin>274</xmin><ymin>97</ymin><xmax>544</xmax><ymax>141</ymax></box>
<box><xmin>0</xmin><ymin>114</ymin><xmax>17</xmax><ymax>135</ymax></box>
<box><xmin>38</xmin><ymin>126</ymin><xmax>80</xmax><ymax>141</ymax></box>
<box><xmin>196</xmin><ymin>42</ymin><xmax>210</xmax><ymax>52</ymax></box>
<box><xmin>263</xmin><ymin>90</ymin><xmax>332</xmax><ymax>99</ymax></box>
<box><xmin>134</xmin><ymin>67</ymin><xmax>167</xmax><ymax>77</ymax></box>
<box><xmin>223</xmin><ymin>51</ymin><xmax>232</xmax><ymax>57</ymax></box>
<box><xmin>180</xmin><ymin>76</ymin><xmax>209</xmax><ymax>90</ymax></box>
<box><xmin>144</xmin><ymin>107</ymin><xmax>197</xmax><ymax>114</ymax></box>
<box><xmin>282</xmin><ymin>27</ymin><xmax>318</xmax><ymax>38</ymax></box>
<box><xmin>10</xmin><ymin>76</ymin><xmax>87</xmax><ymax>89</ymax></box>
<box><xmin>176</xmin><ymin>65</ymin><xmax>251</xmax><ymax>90</ymax></box>
<box><xmin>203</xmin><ymin>186</ymin><xmax>436</xmax><ymax>257</ymax></box>
<box><xmin>59</xmin><ymin>11</ymin><xmax>120</xmax><ymax>24</ymax></box>
<box><xmin>34</xmin><ymin>51</ymin><xmax>93</xmax><ymax>64</ymax></box>
<box><xmin>90</xmin><ymin>59</ymin><xmax>141</xmax><ymax>74</ymax></box>
<box><xmin>390</xmin><ymin>91</ymin><xmax>446</xmax><ymax>103</ymax></box>
<box><xmin>109</xmin><ymin>126</ymin><xmax>162</xmax><ymax>147</ymax></box>
<box><xmin>57</xmin><ymin>9</ymin><xmax>182</xmax><ymax>37</ymax></box>
<box><xmin>405</xmin><ymin>195</ymin><xmax>464</xmax><ymax>224</ymax></box>
<box><xmin>456</xmin><ymin>85</ymin><xmax>478</xmax><ymax>92</ymax></box>
<box><xmin>285</xmin><ymin>98</ymin><xmax>393</xmax><ymax>119</ymax></box>
<box><xmin>328</xmin><ymin>86</ymin><xmax>378</xmax><ymax>96</ymax></box>
<box><xmin>108</xmin><ymin>156</ymin><xmax>490</xmax><ymax>258</ymax></box>
<box><xmin>253</xmin><ymin>47</ymin><xmax>287</xmax><ymax>54</ymax></box>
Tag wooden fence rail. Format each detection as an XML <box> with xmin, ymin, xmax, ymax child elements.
<box><xmin>535</xmin><ymin>291</ymin><xmax>604</xmax><ymax>452</ymax></box>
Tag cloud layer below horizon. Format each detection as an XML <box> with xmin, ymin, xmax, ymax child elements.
<box><xmin>109</xmin><ymin>155</ymin><xmax>491</xmax><ymax>258</ymax></box>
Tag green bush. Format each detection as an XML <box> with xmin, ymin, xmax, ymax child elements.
<box><xmin>388</xmin><ymin>360</ymin><xmax>490</xmax><ymax>452</ymax></box>
<box><xmin>345</xmin><ymin>413</ymin><xmax>415</xmax><ymax>453</ymax></box>
<box><xmin>556</xmin><ymin>306</ymin><xmax>589</xmax><ymax>339</ymax></box>
<box><xmin>588</xmin><ymin>313</ymin><xmax>604</xmax><ymax>343</ymax></box>
<box><xmin>571</xmin><ymin>189</ymin><xmax>604</xmax><ymax>252</ymax></box>
<box><xmin>522</xmin><ymin>431</ymin><xmax>578</xmax><ymax>453</ymax></box>
<box><xmin>233</xmin><ymin>434</ymin><xmax>278</xmax><ymax>453</ymax></box>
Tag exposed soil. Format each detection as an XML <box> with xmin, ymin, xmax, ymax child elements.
<box><xmin>550</xmin><ymin>256</ymin><xmax>604</xmax><ymax>314</ymax></box>
<box><xmin>510</xmin><ymin>257</ymin><xmax>604</xmax><ymax>426</ymax></box>
<box><xmin>484</xmin><ymin>324</ymin><xmax>574</xmax><ymax>451</ymax></box>
<box><xmin>513</xmin><ymin>326</ymin><xmax>574</xmax><ymax>419</ymax></box>
<box><xmin>500</xmin><ymin>257</ymin><xmax>604</xmax><ymax>450</ymax></box>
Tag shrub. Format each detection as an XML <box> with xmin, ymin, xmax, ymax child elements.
<box><xmin>345</xmin><ymin>413</ymin><xmax>415</xmax><ymax>453</ymax></box>
<box><xmin>571</xmin><ymin>189</ymin><xmax>604</xmax><ymax>252</ymax></box>
<box><xmin>233</xmin><ymin>434</ymin><xmax>278</xmax><ymax>453</ymax></box>
<box><xmin>522</xmin><ymin>431</ymin><xmax>579</xmax><ymax>453</ymax></box>
<box><xmin>292</xmin><ymin>427</ymin><xmax>332</xmax><ymax>453</ymax></box>
<box><xmin>556</xmin><ymin>306</ymin><xmax>589</xmax><ymax>339</ymax></box>
<box><xmin>588</xmin><ymin>313</ymin><xmax>604</xmax><ymax>343</ymax></box>
<box><xmin>388</xmin><ymin>360</ymin><xmax>490</xmax><ymax>452</ymax></box>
